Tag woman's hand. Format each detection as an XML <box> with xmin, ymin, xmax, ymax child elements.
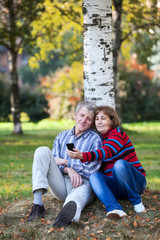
<box><xmin>55</xmin><ymin>157</ymin><xmax>68</xmax><ymax>166</ymax></box>
<box><xmin>68</xmin><ymin>149</ymin><xmax>83</xmax><ymax>160</ymax></box>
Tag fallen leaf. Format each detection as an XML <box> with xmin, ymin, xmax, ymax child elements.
<box><xmin>150</xmin><ymin>207</ymin><xmax>156</xmax><ymax>211</ymax></box>
<box><xmin>90</xmin><ymin>233</ymin><xmax>95</xmax><ymax>237</ymax></box>
<box><xmin>94</xmin><ymin>223</ymin><xmax>99</xmax><ymax>227</ymax></box>
<box><xmin>145</xmin><ymin>218</ymin><xmax>150</xmax><ymax>222</ymax></box>
<box><xmin>152</xmin><ymin>195</ymin><xmax>157</xmax><ymax>199</ymax></box>
<box><xmin>84</xmin><ymin>226</ymin><xmax>90</xmax><ymax>231</ymax></box>
<box><xmin>136</xmin><ymin>216</ymin><xmax>141</xmax><ymax>220</ymax></box>
<box><xmin>46</xmin><ymin>220</ymin><xmax>51</xmax><ymax>224</ymax></box>
<box><xmin>90</xmin><ymin>233</ymin><xmax>98</xmax><ymax>238</ymax></box>
<box><xmin>48</xmin><ymin>227</ymin><xmax>54</xmax><ymax>233</ymax></box>
<box><xmin>106</xmin><ymin>238</ymin><xmax>112</xmax><ymax>240</ymax></box>
<box><xmin>133</xmin><ymin>220</ymin><xmax>138</xmax><ymax>228</ymax></box>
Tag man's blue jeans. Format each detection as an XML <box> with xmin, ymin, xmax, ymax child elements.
<box><xmin>89</xmin><ymin>160</ymin><xmax>146</xmax><ymax>212</ymax></box>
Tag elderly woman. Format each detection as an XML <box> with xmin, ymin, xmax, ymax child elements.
<box><xmin>68</xmin><ymin>106</ymin><xmax>146</xmax><ymax>219</ymax></box>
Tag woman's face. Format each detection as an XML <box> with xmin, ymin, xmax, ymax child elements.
<box><xmin>95</xmin><ymin>111</ymin><xmax>112</xmax><ymax>134</ymax></box>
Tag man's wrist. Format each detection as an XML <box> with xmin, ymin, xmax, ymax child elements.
<box><xmin>64</xmin><ymin>167</ymin><xmax>69</xmax><ymax>174</ymax></box>
<box><xmin>64</xmin><ymin>159</ymin><xmax>68</xmax><ymax>165</ymax></box>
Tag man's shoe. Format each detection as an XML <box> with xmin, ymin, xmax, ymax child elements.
<box><xmin>134</xmin><ymin>202</ymin><xmax>145</xmax><ymax>213</ymax></box>
<box><xmin>52</xmin><ymin>201</ymin><xmax>77</xmax><ymax>227</ymax></box>
<box><xmin>106</xmin><ymin>209</ymin><xmax>127</xmax><ymax>220</ymax></box>
<box><xmin>27</xmin><ymin>204</ymin><xmax>45</xmax><ymax>222</ymax></box>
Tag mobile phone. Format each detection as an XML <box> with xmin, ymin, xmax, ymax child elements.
<box><xmin>66</xmin><ymin>143</ymin><xmax>75</xmax><ymax>151</ymax></box>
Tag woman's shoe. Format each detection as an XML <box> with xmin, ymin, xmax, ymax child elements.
<box><xmin>134</xmin><ymin>202</ymin><xmax>145</xmax><ymax>213</ymax></box>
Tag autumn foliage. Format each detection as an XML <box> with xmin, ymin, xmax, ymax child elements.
<box><xmin>41</xmin><ymin>62</ymin><xmax>83</xmax><ymax>119</ymax></box>
<box><xmin>124</xmin><ymin>55</ymin><xmax>154</xmax><ymax>80</ymax></box>
<box><xmin>119</xmin><ymin>56</ymin><xmax>160</xmax><ymax>122</ymax></box>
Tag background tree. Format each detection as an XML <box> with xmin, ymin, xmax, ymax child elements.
<box><xmin>29</xmin><ymin>0</ymin><xmax>82</xmax><ymax>69</ymax></box>
<box><xmin>0</xmin><ymin>0</ymin><xmax>44</xmax><ymax>134</ymax></box>
<box><xmin>113</xmin><ymin>0</ymin><xmax>160</xmax><ymax>109</ymax></box>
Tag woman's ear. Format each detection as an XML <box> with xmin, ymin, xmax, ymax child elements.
<box><xmin>110</xmin><ymin>120</ymin><xmax>113</xmax><ymax>127</ymax></box>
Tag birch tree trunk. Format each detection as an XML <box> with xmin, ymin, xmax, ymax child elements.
<box><xmin>83</xmin><ymin>0</ymin><xmax>115</xmax><ymax>108</ymax></box>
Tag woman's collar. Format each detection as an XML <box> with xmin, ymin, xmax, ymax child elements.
<box><xmin>101</xmin><ymin>128</ymin><xmax>113</xmax><ymax>137</ymax></box>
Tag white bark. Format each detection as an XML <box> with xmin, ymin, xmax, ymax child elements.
<box><xmin>83</xmin><ymin>0</ymin><xmax>115</xmax><ymax>108</ymax></box>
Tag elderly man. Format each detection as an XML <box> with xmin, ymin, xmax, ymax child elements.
<box><xmin>27</xmin><ymin>101</ymin><xmax>102</xmax><ymax>227</ymax></box>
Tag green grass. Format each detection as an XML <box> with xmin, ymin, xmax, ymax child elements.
<box><xmin>123</xmin><ymin>122</ymin><xmax>160</xmax><ymax>191</ymax></box>
<box><xmin>0</xmin><ymin>120</ymin><xmax>160</xmax><ymax>240</ymax></box>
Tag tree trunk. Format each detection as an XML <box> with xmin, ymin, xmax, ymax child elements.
<box><xmin>112</xmin><ymin>0</ymin><xmax>123</xmax><ymax>113</ymax></box>
<box><xmin>9</xmin><ymin>50</ymin><xmax>23</xmax><ymax>134</ymax></box>
<box><xmin>83</xmin><ymin>0</ymin><xmax>115</xmax><ymax>108</ymax></box>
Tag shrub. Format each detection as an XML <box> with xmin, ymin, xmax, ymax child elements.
<box><xmin>0</xmin><ymin>76</ymin><xmax>49</xmax><ymax>122</ymax></box>
<box><xmin>119</xmin><ymin>67</ymin><xmax>160</xmax><ymax>122</ymax></box>
<box><xmin>20</xmin><ymin>89</ymin><xmax>49</xmax><ymax>122</ymax></box>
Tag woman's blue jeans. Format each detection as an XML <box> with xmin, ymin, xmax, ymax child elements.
<box><xmin>89</xmin><ymin>160</ymin><xmax>146</xmax><ymax>212</ymax></box>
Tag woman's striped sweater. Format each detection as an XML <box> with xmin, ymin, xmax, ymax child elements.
<box><xmin>82</xmin><ymin>127</ymin><xmax>146</xmax><ymax>177</ymax></box>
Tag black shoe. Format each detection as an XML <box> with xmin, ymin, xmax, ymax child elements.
<box><xmin>52</xmin><ymin>201</ymin><xmax>77</xmax><ymax>228</ymax></box>
<box><xmin>27</xmin><ymin>204</ymin><xmax>45</xmax><ymax>222</ymax></box>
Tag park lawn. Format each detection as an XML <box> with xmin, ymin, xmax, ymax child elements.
<box><xmin>0</xmin><ymin>120</ymin><xmax>160</xmax><ymax>240</ymax></box>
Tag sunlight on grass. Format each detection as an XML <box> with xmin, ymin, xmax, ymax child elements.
<box><xmin>122</xmin><ymin>122</ymin><xmax>160</xmax><ymax>132</ymax></box>
<box><xmin>0</xmin><ymin>183</ymin><xmax>32</xmax><ymax>202</ymax></box>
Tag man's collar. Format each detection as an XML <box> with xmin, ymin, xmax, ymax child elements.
<box><xmin>71</xmin><ymin>127</ymin><xmax>93</xmax><ymax>138</ymax></box>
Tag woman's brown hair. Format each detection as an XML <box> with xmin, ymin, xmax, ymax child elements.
<box><xmin>95</xmin><ymin>106</ymin><xmax>120</xmax><ymax>129</ymax></box>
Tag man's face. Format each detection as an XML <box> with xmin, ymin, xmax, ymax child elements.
<box><xmin>75</xmin><ymin>106</ymin><xmax>94</xmax><ymax>135</ymax></box>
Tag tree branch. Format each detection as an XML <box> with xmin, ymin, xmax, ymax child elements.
<box><xmin>121</xmin><ymin>22</ymin><xmax>160</xmax><ymax>43</ymax></box>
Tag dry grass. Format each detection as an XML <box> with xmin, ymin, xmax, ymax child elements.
<box><xmin>0</xmin><ymin>189</ymin><xmax>159</xmax><ymax>240</ymax></box>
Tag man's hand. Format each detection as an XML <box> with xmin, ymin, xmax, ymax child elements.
<box><xmin>64</xmin><ymin>167</ymin><xmax>83</xmax><ymax>188</ymax></box>
<box><xmin>68</xmin><ymin>149</ymin><xmax>83</xmax><ymax>160</ymax></box>
<box><xmin>55</xmin><ymin>157</ymin><xmax>68</xmax><ymax>166</ymax></box>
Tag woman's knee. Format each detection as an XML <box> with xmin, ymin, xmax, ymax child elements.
<box><xmin>113</xmin><ymin>160</ymin><xmax>128</xmax><ymax>175</ymax></box>
<box><xmin>89</xmin><ymin>172</ymin><xmax>103</xmax><ymax>185</ymax></box>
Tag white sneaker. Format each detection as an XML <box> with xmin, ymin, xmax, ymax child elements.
<box><xmin>106</xmin><ymin>209</ymin><xmax>127</xmax><ymax>220</ymax></box>
<box><xmin>134</xmin><ymin>202</ymin><xmax>145</xmax><ymax>213</ymax></box>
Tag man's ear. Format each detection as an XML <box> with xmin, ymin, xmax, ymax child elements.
<box><xmin>74</xmin><ymin>114</ymin><xmax>76</xmax><ymax>120</ymax></box>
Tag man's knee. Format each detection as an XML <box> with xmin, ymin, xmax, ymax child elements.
<box><xmin>34</xmin><ymin>146</ymin><xmax>50</xmax><ymax>156</ymax></box>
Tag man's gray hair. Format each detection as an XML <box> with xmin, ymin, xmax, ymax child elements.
<box><xmin>75</xmin><ymin>101</ymin><xmax>97</xmax><ymax>116</ymax></box>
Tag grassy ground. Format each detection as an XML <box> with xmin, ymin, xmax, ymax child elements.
<box><xmin>0</xmin><ymin>120</ymin><xmax>160</xmax><ymax>240</ymax></box>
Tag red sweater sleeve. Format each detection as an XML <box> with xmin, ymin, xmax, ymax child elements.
<box><xmin>81</xmin><ymin>128</ymin><xmax>128</xmax><ymax>163</ymax></box>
